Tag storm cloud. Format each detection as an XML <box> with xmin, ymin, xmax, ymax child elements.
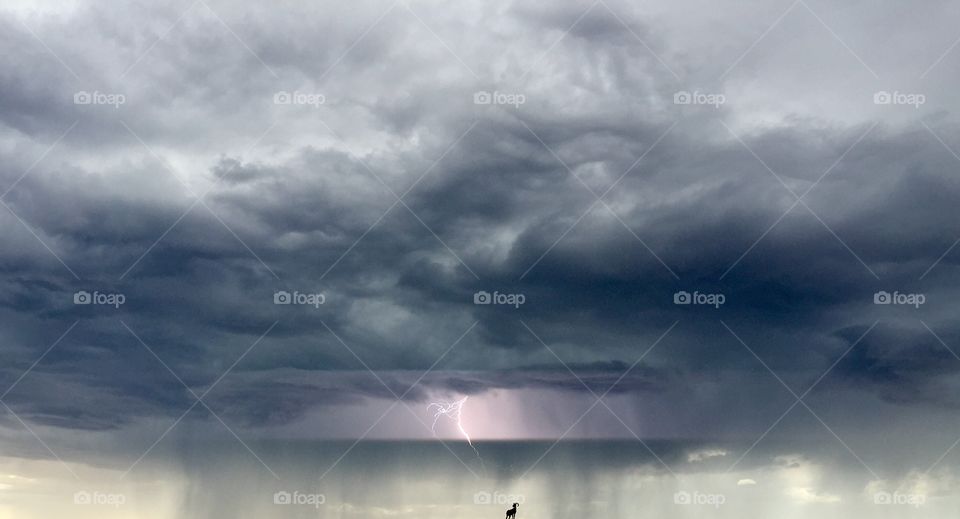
<box><xmin>2</xmin><ymin>0</ymin><xmax>960</xmax><ymax>483</ymax></box>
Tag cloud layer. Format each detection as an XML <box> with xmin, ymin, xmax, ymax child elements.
<box><xmin>2</xmin><ymin>0</ymin><xmax>960</xmax><ymax>472</ymax></box>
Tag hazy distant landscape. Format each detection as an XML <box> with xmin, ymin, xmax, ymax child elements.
<box><xmin>5</xmin><ymin>439</ymin><xmax>957</xmax><ymax>518</ymax></box>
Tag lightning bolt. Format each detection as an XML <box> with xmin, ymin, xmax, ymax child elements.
<box><xmin>427</xmin><ymin>396</ymin><xmax>484</xmax><ymax>465</ymax></box>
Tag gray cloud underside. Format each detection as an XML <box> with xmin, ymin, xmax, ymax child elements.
<box><xmin>1</xmin><ymin>0</ymin><xmax>960</xmax><ymax>443</ymax></box>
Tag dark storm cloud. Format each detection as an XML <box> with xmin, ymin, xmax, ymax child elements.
<box><xmin>1</xmin><ymin>0</ymin><xmax>960</xmax><ymax>451</ymax></box>
<box><xmin>833</xmin><ymin>322</ymin><xmax>960</xmax><ymax>408</ymax></box>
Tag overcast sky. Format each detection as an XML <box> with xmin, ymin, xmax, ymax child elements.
<box><xmin>2</xmin><ymin>0</ymin><xmax>960</xmax><ymax>516</ymax></box>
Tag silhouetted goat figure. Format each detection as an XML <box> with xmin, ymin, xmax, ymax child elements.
<box><xmin>505</xmin><ymin>503</ymin><xmax>519</xmax><ymax>519</ymax></box>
